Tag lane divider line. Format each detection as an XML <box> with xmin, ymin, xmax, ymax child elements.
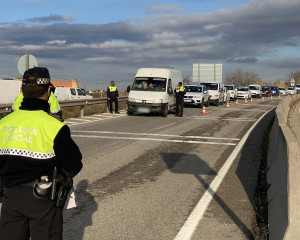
<box><xmin>71</xmin><ymin>130</ymin><xmax>240</xmax><ymax>141</ymax></box>
<box><xmin>173</xmin><ymin>106</ymin><xmax>276</xmax><ymax>240</ymax></box>
<box><xmin>71</xmin><ymin>134</ymin><xmax>237</xmax><ymax>146</ymax></box>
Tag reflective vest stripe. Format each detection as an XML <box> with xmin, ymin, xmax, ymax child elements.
<box><xmin>0</xmin><ymin>148</ymin><xmax>55</xmax><ymax>159</ymax></box>
<box><xmin>109</xmin><ymin>86</ymin><xmax>117</xmax><ymax>91</ymax></box>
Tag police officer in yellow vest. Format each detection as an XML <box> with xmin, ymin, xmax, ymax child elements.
<box><xmin>0</xmin><ymin>67</ymin><xmax>82</xmax><ymax>240</ymax></box>
<box><xmin>107</xmin><ymin>81</ymin><xmax>120</xmax><ymax>113</ymax></box>
<box><xmin>174</xmin><ymin>82</ymin><xmax>186</xmax><ymax>117</ymax></box>
<box><xmin>12</xmin><ymin>84</ymin><xmax>62</xmax><ymax>117</ymax></box>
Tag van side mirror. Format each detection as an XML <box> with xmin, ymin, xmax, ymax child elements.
<box><xmin>167</xmin><ymin>87</ymin><xmax>173</xmax><ymax>94</ymax></box>
<box><xmin>127</xmin><ymin>86</ymin><xmax>131</xmax><ymax>92</ymax></box>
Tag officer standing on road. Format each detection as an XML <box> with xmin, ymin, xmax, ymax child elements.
<box><xmin>175</xmin><ymin>82</ymin><xmax>186</xmax><ymax>117</ymax></box>
<box><xmin>107</xmin><ymin>81</ymin><xmax>120</xmax><ymax>113</ymax></box>
<box><xmin>0</xmin><ymin>67</ymin><xmax>83</xmax><ymax>240</ymax></box>
<box><xmin>12</xmin><ymin>83</ymin><xmax>62</xmax><ymax>117</ymax></box>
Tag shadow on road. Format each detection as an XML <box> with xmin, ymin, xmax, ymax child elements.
<box><xmin>161</xmin><ymin>152</ymin><xmax>255</xmax><ymax>239</ymax></box>
<box><xmin>63</xmin><ymin>179</ymin><xmax>98</xmax><ymax>240</ymax></box>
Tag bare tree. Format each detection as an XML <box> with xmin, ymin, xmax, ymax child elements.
<box><xmin>225</xmin><ymin>68</ymin><xmax>263</xmax><ymax>86</ymax></box>
<box><xmin>288</xmin><ymin>71</ymin><xmax>300</xmax><ymax>83</ymax></box>
<box><xmin>183</xmin><ymin>76</ymin><xmax>190</xmax><ymax>84</ymax></box>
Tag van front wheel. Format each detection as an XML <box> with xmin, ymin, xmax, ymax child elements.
<box><xmin>161</xmin><ymin>105</ymin><xmax>168</xmax><ymax>117</ymax></box>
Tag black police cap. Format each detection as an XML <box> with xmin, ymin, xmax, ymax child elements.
<box><xmin>23</xmin><ymin>67</ymin><xmax>51</xmax><ymax>85</ymax></box>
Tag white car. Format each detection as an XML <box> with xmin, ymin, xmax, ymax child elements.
<box><xmin>279</xmin><ymin>87</ymin><xmax>287</xmax><ymax>95</ymax></box>
<box><xmin>248</xmin><ymin>84</ymin><xmax>262</xmax><ymax>98</ymax></box>
<box><xmin>184</xmin><ymin>83</ymin><xmax>210</xmax><ymax>108</ymax></box>
<box><xmin>287</xmin><ymin>87</ymin><xmax>296</xmax><ymax>95</ymax></box>
<box><xmin>237</xmin><ymin>87</ymin><xmax>251</xmax><ymax>99</ymax></box>
<box><xmin>295</xmin><ymin>84</ymin><xmax>300</xmax><ymax>94</ymax></box>
<box><xmin>224</xmin><ymin>85</ymin><xmax>237</xmax><ymax>100</ymax></box>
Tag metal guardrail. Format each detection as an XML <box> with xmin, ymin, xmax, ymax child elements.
<box><xmin>0</xmin><ymin>96</ymin><xmax>128</xmax><ymax>119</ymax></box>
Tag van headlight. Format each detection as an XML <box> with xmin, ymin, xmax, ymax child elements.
<box><xmin>128</xmin><ymin>97</ymin><xmax>136</xmax><ymax>102</ymax></box>
<box><xmin>153</xmin><ymin>99</ymin><xmax>163</xmax><ymax>103</ymax></box>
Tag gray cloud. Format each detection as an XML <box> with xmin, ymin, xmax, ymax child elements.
<box><xmin>0</xmin><ymin>0</ymin><xmax>300</xmax><ymax>84</ymax></box>
<box><xmin>27</xmin><ymin>14</ymin><xmax>74</xmax><ymax>23</ymax></box>
<box><xmin>226</xmin><ymin>57</ymin><xmax>258</xmax><ymax>63</ymax></box>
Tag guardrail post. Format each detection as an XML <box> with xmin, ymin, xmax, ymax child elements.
<box><xmin>80</xmin><ymin>105</ymin><xmax>84</xmax><ymax>117</ymax></box>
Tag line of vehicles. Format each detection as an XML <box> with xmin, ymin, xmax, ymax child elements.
<box><xmin>126</xmin><ymin>68</ymin><xmax>300</xmax><ymax>117</ymax></box>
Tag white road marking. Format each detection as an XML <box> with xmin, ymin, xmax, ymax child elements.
<box><xmin>154</xmin><ymin>123</ymin><xmax>176</xmax><ymax>130</ymax></box>
<box><xmin>71</xmin><ymin>130</ymin><xmax>240</xmax><ymax>141</ymax></box>
<box><xmin>71</xmin><ymin>134</ymin><xmax>237</xmax><ymax>146</ymax></box>
<box><xmin>219</xmin><ymin>108</ymin><xmax>268</xmax><ymax>112</ymax></box>
<box><xmin>173</xmin><ymin>106</ymin><xmax>276</xmax><ymax>240</ymax></box>
<box><xmin>184</xmin><ymin>116</ymin><xmax>256</xmax><ymax>122</ymax></box>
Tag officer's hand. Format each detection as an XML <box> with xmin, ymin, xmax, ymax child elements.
<box><xmin>108</xmin><ymin>98</ymin><xmax>110</xmax><ymax>100</ymax></box>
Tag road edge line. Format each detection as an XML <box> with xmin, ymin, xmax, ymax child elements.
<box><xmin>173</xmin><ymin>106</ymin><xmax>276</xmax><ymax>240</ymax></box>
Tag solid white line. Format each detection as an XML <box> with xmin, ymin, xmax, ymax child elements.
<box><xmin>71</xmin><ymin>134</ymin><xmax>237</xmax><ymax>146</ymax></box>
<box><xmin>155</xmin><ymin>122</ymin><xmax>176</xmax><ymax>130</ymax></box>
<box><xmin>71</xmin><ymin>130</ymin><xmax>240</xmax><ymax>141</ymax></box>
<box><xmin>186</xmin><ymin>116</ymin><xmax>256</xmax><ymax>122</ymax></box>
<box><xmin>173</xmin><ymin>106</ymin><xmax>276</xmax><ymax>240</ymax></box>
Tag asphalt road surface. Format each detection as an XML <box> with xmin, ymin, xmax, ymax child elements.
<box><xmin>62</xmin><ymin>97</ymin><xmax>280</xmax><ymax>239</ymax></box>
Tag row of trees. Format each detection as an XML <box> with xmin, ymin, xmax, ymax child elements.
<box><xmin>225</xmin><ymin>68</ymin><xmax>300</xmax><ymax>87</ymax></box>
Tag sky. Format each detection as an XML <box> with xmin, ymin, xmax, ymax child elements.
<box><xmin>0</xmin><ymin>0</ymin><xmax>300</xmax><ymax>90</ymax></box>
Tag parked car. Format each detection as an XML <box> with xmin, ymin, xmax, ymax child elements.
<box><xmin>279</xmin><ymin>87</ymin><xmax>287</xmax><ymax>95</ymax></box>
<box><xmin>248</xmin><ymin>84</ymin><xmax>262</xmax><ymax>98</ymax></box>
<box><xmin>224</xmin><ymin>85</ymin><xmax>237</xmax><ymax>100</ymax></box>
<box><xmin>237</xmin><ymin>87</ymin><xmax>251</xmax><ymax>99</ymax></box>
<box><xmin>262</xmin><ymin>86</ymin><xmax>272</xmax><ymax>97</ymax></box>
<box><xmin>270</xmin><ymin>86</ymin><xmax>279</xmax><ymax>96</ymax></box>
<box><xmin>54</xmin><ymin>87</ymin><xmax>93</xmax><ymax>101</ymax></box>
<box><xmin>295</xmin><ymin>84</ymin><xmax>300</xmax><ymax>94</ymax></box>
<box><xmin>201</xmin><ymin>82</ymin><xmax>224</xmax><ymax>106</ymax></box>
<box><xmin>184</xmin><ymin>82</ymin><xmax>210</xmax><ymax>108</ymax></box>
<box><xmin>287</xmin><ymin>87</ymin><xmax>296</xmax><ymax>95</ymax></box>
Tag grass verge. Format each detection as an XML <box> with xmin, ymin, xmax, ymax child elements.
<box><xmin>254</xmin><ymin>118</ymin><xmax>274</xmax><ymax>240</ymax></box>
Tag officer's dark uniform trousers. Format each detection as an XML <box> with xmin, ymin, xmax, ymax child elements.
<box><xmin>1</xmin><ymin>185</ymin><xmax>63</xmax><ymax>240</ymax></box>
<box><xmin>176</xmin><ymin>96</ymin><xmax>184</xmax><ymax>116</ymax></box>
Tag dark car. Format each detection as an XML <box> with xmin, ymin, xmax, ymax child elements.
<box><xmin>270</xmin><ymin>86</ymin><xmax>279</xmax><ymax>96</ymax></box>
<box><xmin>262</xmin><ymin>86</ymin><xmax>271</xmax><ymax>97</ymax></box>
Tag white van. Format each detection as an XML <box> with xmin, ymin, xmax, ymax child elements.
<box><xmin>127</xmin><ymin>68</ymin><xmax>183</xmax><ymax>117</ymax></box>
<box><xmin>54</xmin><ymin>87</ymin><xmax>93</xmax><ymax>101</ymax></box>
<box><xmin>200</xmin><ymin>82</ymin><xmax>224</xmax><ymax>106</ymax></box>
<box><xmin>248</xmin><ymin>84</ymin><xmax>262</xmax><ymax>98</ymax></box>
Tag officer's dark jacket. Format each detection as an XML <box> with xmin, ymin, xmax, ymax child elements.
<box><xmin>0</xmin><ymin>98</ymin><xmax>83</xmax><ymax>187</ymax></box>
<box><xmin>174</xmin><ymin>86</ymin><xmax>186</xmax><ymax>98</ymax></box>
<box><xmin>107</xmin><ymin>86</ymin><xmax>119</xmax><ymax>98</ymax></box>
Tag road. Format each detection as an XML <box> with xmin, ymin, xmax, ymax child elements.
<box><xmin>63</xmin><ymin>97</ymin><xmax>280</xmax><ymax>240</ymax></box>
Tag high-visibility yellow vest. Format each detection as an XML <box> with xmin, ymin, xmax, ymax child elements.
<box><xmin>0</xmin><ymin>110</ymin><xmax>65</xmax><ymax>159</ymax></box>
<box><xmin>109</xmin><ymin>86</ymin><xmax>117</xmax><ymax>92</ymax></box>
<box><xmin>180</xmin><ymin>86</ymin><xmax>185</xmax><ymax>92</ymax></box>
<box><xmin>12</xmin><ymin>92</ymin><xmax>61</xmax><ymax>114</ymax></box>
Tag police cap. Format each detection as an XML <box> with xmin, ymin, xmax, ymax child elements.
<box><xmin>22</xmin><ymin>67</ymin><xmax>51</xmax><ymax>85</ymax></box>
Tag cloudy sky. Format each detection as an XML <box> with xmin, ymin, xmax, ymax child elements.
<box><xmin>0</xmin><ymin>0</ymin><xmax>299</xmax><ymax>89</ymax></box>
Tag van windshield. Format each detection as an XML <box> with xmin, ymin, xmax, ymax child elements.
<box><xmin>186</xmin><ymin>86</ymin><xmax>202</xmax><ymax>93</ymax></box>
<box><xmin>132</xmin><ymin>77</ymin><xmax>166</xmax><ymax>92</ymax></box>
<box><xmin>225</xmin><ymin>86</ymin><xmax>234</xmax><ymax>90</ymax></box>
<box><xmin>201</xmin><ymin>83</ymin><xmax>218</xmax><ymax>90</ymax></box>
<box><xmin>249</xmin><ymin>86</ymin><xmax>259</xmax><ymax>90</ymax></box>
<box><xmin>238</xmin><ymin>87</ymin><xmax>248</xmax><ymax>91</ymax></box>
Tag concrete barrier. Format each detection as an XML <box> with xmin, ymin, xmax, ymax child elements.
<box><xmin>267</xmin><ymin>95</ymin><xmax>300</xmax><ymax>240</ymax></box>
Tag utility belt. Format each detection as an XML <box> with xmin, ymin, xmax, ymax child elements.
<box><xmin>24</xmin><ymin>167</ymin><xmax>73</xmax><ymax>208</ymax></box>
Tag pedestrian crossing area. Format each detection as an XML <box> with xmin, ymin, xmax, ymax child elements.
<box><xmin>65</xmin><ymin>110</ymin><xmax>127</xmax><ymax>126</ymax></box>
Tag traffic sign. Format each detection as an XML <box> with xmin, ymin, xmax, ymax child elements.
<box><xmin>290</xmin><ymin>78</ymin><xmax>295</xmax><ymax>87</ymax></box>
<box><xmin>17</xmin><ymin>54</ymin><xmax>38</xmax><ymax>75</ymax></box>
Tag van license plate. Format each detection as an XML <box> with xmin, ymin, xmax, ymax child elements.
<box><xmin>137</xmin><ymin>107</ymin><xmax>150</xmax><ymax>113</ymax></box>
